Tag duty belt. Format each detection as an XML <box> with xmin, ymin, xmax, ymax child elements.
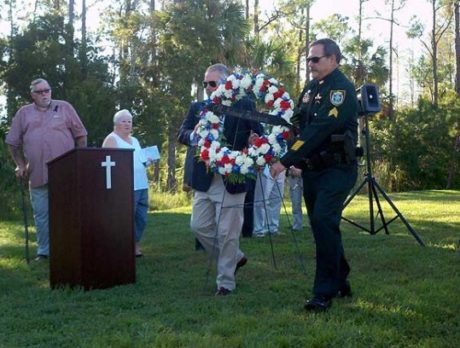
<box><xmin>304</xmin><ymin>152</ymin><xmax>352</xmax><ymax>171</ymax></box>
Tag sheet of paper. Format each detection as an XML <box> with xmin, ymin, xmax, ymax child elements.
<box><xmin>142</xmin><ymin>145</ymin><xmax>160</xmax><ymax>161</ymax></box>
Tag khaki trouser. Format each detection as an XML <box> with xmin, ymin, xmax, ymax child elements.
<box><xmin>191</xmin><ymin>175</ymin><xmax>246</xmax><ymax>291</ymax></box>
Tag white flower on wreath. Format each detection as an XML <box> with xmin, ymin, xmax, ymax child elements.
<box><xmin>196</xmin><ymin>70</ymin><xmax>294</xmax><ymax>182</ymax></box>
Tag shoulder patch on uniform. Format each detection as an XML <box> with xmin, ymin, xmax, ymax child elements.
<box><xmin>330</xmin><ymin>90</ymin><xmax>346</xmax><ymax>106</ymax></box>
<box><xmin>291</xmin><ymin>140</ymin><xmax>305</xmax><ymax>151</ymax></box>
<box><xmin>328</xmin><ymin>107</ymin><xmax>339</xmax><ymax>118</ymax></box>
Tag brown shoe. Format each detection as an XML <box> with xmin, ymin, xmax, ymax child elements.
<box><xmin>215</xmin><ymin>287</ymin><xmax>232</xmax><ymax>296</ymax></box>
<box><xmin>235</xmin><ymin>256</ymin><xmax>248</xmax><ymax>274</ymax></box>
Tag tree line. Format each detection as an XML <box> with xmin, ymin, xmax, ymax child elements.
<box><xmin>0</xmin><ymin>0</ymin><xmax>459</xmax><ymax>218</ymax></box>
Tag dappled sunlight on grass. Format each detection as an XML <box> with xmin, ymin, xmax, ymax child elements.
<box><xmin>428</xmin><ymin>242</ymin><xmax>459</xmax><ymax>251</ymax></box>
<box><xmin>354</xmin><ymin>298</ymin><xmax>419</xmax><ymax>318</ymax></box>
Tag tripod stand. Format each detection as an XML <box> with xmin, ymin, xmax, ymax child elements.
<box><xmin>342</xmin><ymin>115</ymin><xmax>425</xmax><ymax>246</ymax></box>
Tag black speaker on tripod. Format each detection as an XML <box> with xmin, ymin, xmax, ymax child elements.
<box><xmin>342</xmin><ymin>83</ymin><xmax>425</xmax><ymax>246</ymax></box>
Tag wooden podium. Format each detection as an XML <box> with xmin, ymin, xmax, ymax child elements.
<box><xmin>48</xmin><ymin>148</ymin><xmax>136</xmax><ymax>290</ymax></box>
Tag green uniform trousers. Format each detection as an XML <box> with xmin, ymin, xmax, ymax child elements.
<box><xmin>303</xmin><ymin>164</ymin><xmax>357</xmax><ymax>298</ymax></box>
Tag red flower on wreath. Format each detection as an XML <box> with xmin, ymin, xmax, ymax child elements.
<box><xmin>254</xmin><ymin>137</ymin><xmax>268</xmax><ymax>147</ymax></box>
<box><xmin>273</xmin><ymin>87</ymin><xmax>285</xmax><ymax>99</ymax></box>
<box><xmin>280</xmin><ymin>100</ymin><xmax>291</xmax><ymax>110</ymax></box>
<box><xmin>201</xmin><ymin>148</ymin><xmax>210</xmax><ymax>160</ymax></box>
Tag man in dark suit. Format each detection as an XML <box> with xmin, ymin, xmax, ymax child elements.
<box><xmin>178</xmin><ymin>63</ymin><xmax>262</xmax><ymax>296</ymax></box>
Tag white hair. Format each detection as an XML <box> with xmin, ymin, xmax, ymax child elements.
<box><xmin>113</xmin><ymin>109</ymin><xmax>133</xmax><ymax>124</ymax></box>
<box><xmin>30</xmin><ymin>78</ymin><xmax>50</xmax><ymax>92</ymax></box>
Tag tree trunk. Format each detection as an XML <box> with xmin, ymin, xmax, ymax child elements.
<box><xmin>6</xmin><ymin>0</ymin><xmax>16</xmax><ymax>121</ymax></box>
<box><xmin>254</xmin><ymin>0</ymin><xmax>259</xmax><ymax>37</ymax></box>
<box><xmin>166</xmin><ymin>126</ymin><xmax>177</xmax><ymax>192</ymax></box>
<box><xmin>355</xmin><ymin>0</ymin><xmax>367</xmax><ymax>86</ymax></box>
<box><xmin>304</xmin><ymin>4</ymin><xmax>311</xmax><ymax>83</ymax></box>
<box><xmin>431</xmin><ymin>0</ymin><xmax>438</xmax><ymax>107</ymax></box>
<box><xmin>153</xmin><ymin>161</ymin><xmax>160</xmax><ymax>183</ymax></box>
<box><xmin>388</xmin><ymin>0</ymin><xmax>395</xmax><ymax>120</ymax></box>
<box><xmin>68</xmin><ymin>0</ymin><xmax>75</xmax><ymax>25</ymax></box>
<box><xmin>446</xmin><ymin>133</ymin><xmax>460</xmax><ymax>189</ymax></box>
<box><xmin>448</xmin><ymin>0</ymin><xmax>460</xmax><ymax>188</ymax></box>
<box><xmin>65</xmin><ymin>0</ymin><xmax>75</xmax><ymax>85</ymax></box>
<box><xmin>80</xmin><ymin>0</ymin><xmax>88</xmax><ymax>78</ymax></box>
<box><xmin>455</xmin><ymin>0</ymin><xmax>460</xmax><ymax>95</ymax></box>
<box><xmin>245</xmin><ymin>0</ymin><xmax>249</xmax><ymax>20</ymax></box>
<box><xmin>297</xmin><ymin>29</ymin><xmax>303</xmax><ymax>91</ymax></box>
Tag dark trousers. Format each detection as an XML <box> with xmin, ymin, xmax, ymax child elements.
<box><xmin>303</xmin><ymin>165</ymin><xmax>357</xmax><ymax>298</ymax></box>
<box><xmin>241</xmin><ymin>178</ymin><xmax>256</xmax><ymax>237</ymax></box>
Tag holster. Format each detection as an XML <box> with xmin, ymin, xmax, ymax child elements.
<box><xmin>302</xmin><ymin>130</ymin><xmax>360</xmax><ymax>171</ymax></box>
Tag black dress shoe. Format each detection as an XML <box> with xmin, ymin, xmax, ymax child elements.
<box><xmin>235</xmin><ymin>256</ymin><xmax>248</xmax><ymax>274</ymax></box>
<box><xmin>304</xmin><ymin>296</ymin><xmax>332</xmax><ymax>312</ymax></box>
<box><xmin>337</xmin><ymin>281</ymin><xmax>352</xmax><ymax>298</ymax></box>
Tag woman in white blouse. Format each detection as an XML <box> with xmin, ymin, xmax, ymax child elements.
<box><xmin>102</xmin><ymin>109</ymin><xmax>150</xmax><ymax>257</ymax></box>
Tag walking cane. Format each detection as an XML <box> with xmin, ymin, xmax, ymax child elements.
<box><xmin>19</xmin><ymin>177</ymin><xmax>30</xmax><ymax>264</ymax></box>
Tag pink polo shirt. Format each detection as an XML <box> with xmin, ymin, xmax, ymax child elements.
<box><xmin>6</xmin><ymin>100</ymin><xmax>88</xmax><ymax>188</ymax></box>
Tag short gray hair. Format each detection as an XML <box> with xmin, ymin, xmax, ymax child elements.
<box><xmin>30</xmin><ymin>78</ymin><xmax>50</xmax><ymax>92</ymax></box>
<box><xmin>113</xmin><ymin>109</ymin><xmax>133</xmax><ymax>124</ymax></box>
<box><xmin>205</xmin><ymin>63</ymin><xmax>229</xmax><ymax>82</ymax></box>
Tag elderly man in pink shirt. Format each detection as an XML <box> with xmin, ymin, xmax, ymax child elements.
<box><xmin>6</xmin><ymin>78</ymin><xmax>88</xmax><ymax>261</ymax></box>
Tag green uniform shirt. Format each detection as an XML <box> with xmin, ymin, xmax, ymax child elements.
<box><xmin>280</xmin><ymin>68</ymin><xmax>359</xmax><ymax>168</ymax></box>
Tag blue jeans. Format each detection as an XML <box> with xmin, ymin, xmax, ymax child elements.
<box><xmin>134</xmin><ymin>189</ymin><xmax>149</xmax><ymax>242</ymax></box>
<box><xmin>30</xmin><ymin>185</ymin><xmax>49</xmax><ymax>256</ymax></box>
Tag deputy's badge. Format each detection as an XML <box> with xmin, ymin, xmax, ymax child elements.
<box><xmin>302</xmin><ymin>90</ymin><xmax>311</xmax><ymax>103</ymax></box>
<box><xmin>291</xmin><ymin>140</ymin><xmax>305</xmax><ymax>151</ymax></box>
<box><xmin>330</xmin><ymin>90</ymin><xmax>345</xmax><ymax>106</ymax></box>
<box><xmin>328</xmin><ymin>107</ymin><xmax>339</xmax><ymax>118</ymax></box>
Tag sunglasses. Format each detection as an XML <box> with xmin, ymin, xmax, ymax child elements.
<box><xmin>33</xmin><ymin>89</ymin><xmax>51</xmax><ymax>95</ymax></box>
<box><xmin>306</xmin><ymin>55</ymin><xmax>328</xmax><ymax>64</ymax></box>
<box><xmin>202</xmin><ymin>81</ymin><xmax>218</xmax><ymax>88</ymax></box>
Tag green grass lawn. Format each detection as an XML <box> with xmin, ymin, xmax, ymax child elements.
<box><xmin>1</xmin><ymin>190</ymin><xmax>459</xmax><ymax>347</ymax></box>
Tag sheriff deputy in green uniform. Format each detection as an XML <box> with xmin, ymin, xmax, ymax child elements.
<box><xmin>270</xmin><ymin>38</ymin><xmax>359</xmax><ymax>312</ymax></box>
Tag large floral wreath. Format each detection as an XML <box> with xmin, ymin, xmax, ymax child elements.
<box><xmin>196</xmin><ymin>71</ymin><xmax>294</xmax><ymax>182</ymax></box>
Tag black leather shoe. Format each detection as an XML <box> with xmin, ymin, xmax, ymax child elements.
<box><xmin>304</xmin><ymin>296</ymin><xmax>332</xmax><ymax>312</ymax></box>
<box><xmin>215</xmin><ymin>287</ymin><xmax>232</xmax><ymax>296</ymax></box>
<box><xmin>337</xmin><ymin>281</ymin><xmax>352</xmax><ymax>298</ymax></box>
<box><xmin>235</xmin><ymin>256</ymin><xmax>248</xmax><ymax>274</ymax></box>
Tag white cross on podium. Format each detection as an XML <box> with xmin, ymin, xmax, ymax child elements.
<box><xmin>101</xmin><ymin>155</ymin><xmax>116</xmax><ymax>189</ymax></box>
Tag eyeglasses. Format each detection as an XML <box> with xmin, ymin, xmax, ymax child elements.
<box><xmin>306</xmin><ymin>55</ymin><xmax>328</xmax><ymax>64</ymax></box>
<box><xmin>33</xmin><ymin>89</ymin><xmax>51</xmax><ymax>95</ymax></box>
<box><xmin>202</xmin><ymin>81</ymin><xmax>218</xmax><ymax>88</ymax></box>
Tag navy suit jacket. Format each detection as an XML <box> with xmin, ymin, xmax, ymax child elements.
<box><xmin>178</xmin><ymin>98</ymin><xmax>263</xmax><ymax>194</ymax></box>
